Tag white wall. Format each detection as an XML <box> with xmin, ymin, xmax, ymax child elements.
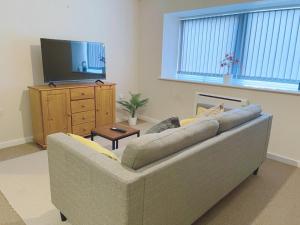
<box><xmin>0</xmin><ymin>0</ymin><xmax>139</xmax><ymax>146</ymax></box>
<box><xmin>1</xmin><ymin>0</ymin><xmax>300</xmax><ymax>164</ymax></box>
<box><xmin>139</xmin><ymin>0</ymin><xmax>300</xmax><ymax>162</ymax></box>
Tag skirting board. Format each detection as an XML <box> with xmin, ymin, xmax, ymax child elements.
<box><xmin>138</xmin><ymin>115</ymin><xmax>160</xmax><ymax>124</ymax></box>
<box><xmin>117</xmin><ymin>115</ymin><xmax>160</xmax><ymax>124</ymax></box>
<box><xmin>0</xmin><ymin>137</ymin><xmax>33</xmax><ymax>150</ymax></box>
<box><xmin>267</xmin><ymin>152</ymin><xmax>300</xmax><ymax>168</ymax></box>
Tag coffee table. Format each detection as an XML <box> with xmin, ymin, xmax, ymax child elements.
<box><xmin>91</xmin><ymin>123</ymin><xmax>140</xmax><ymax>150</ymax></box>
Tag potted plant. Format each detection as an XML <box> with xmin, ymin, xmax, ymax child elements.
<box><xmin>220</xmin><ymin>53</ymin><xmax>239</xmax><ymax>84</ymax></box>
<box><xmin>117</xmin><ymin>92</ymin><xmax>149</xmax><ymax>126</ymax></box>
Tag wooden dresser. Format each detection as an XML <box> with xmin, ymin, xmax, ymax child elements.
<box><xmin>28</xmin><ymin>83</ymin><xmax>116</xmax><ymax>148</ymax></box>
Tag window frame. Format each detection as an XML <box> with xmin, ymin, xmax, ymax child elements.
<box><xmin>161</xmin><ymin>0</ymin><xmax>300</xmax><ymax>93</ymax></box>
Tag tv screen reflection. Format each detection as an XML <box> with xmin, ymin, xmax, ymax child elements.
<box><xmin>71</xmin><ymin>41</ymin><xmax>106</xmax><ymax>74</ymax></box>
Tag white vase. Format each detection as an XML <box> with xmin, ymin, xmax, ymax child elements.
<box><xmin>128</xmin><ymin>117</ymin><xmax>137</xmax><ymax>126</ymax></box>
<box><xmin>223</xmin><ymin>74</ymin><xmax>232</xmax><ymax>84</ymax></box>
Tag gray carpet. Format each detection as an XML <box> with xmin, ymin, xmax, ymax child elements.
<box><xmin>0</xmin><ymin>190</ymin><xmax>26</xmax><ymax>225</ymax></box>
<box><xmin>194</xmin><ymin>159</ymin><xmax>300</xmax><ymax>225</ymax></box>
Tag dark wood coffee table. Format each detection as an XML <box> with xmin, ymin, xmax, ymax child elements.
<box><xmin>91</xmin><ymin>123</ymin><xmax>140</xmax><ymax>150</ymax></box>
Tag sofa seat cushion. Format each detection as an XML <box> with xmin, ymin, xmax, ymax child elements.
<box><xmin>215</xmin><ymin>104</ymin><xmax>262</xmax><ymax>133</ymax></box>
<box><xmin>121</xmin><ymin>118</ymin><xmax>219</xmax><ymax>170</ymax></box>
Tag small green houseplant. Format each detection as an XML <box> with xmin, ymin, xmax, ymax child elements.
<box><xmin>117</xmin><ymin>92</ymin><xmax>149</xmax><ymax>126</ymax></box>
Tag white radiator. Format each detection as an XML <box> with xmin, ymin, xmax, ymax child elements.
<box><xmin>195</xmin><ymin>92</ymin><xmax>249</xmax><ymax>114</ymax></box>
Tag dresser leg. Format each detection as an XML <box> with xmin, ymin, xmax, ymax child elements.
<box><xmin>91</xmin><ymin>131</ymin><xmax>95</xmax><ymax>141</ymax></box>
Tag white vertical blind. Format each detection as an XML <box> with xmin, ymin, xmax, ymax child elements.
<box><xmin>178</xmin><ymin>8</ymin><xmax>300</xmax><ymax>84</ymax></box>
<box><xmin>87</xmin><ymin>43</ymin><xmax>105</xmax><ymax>69</ymax></box>
<box><xmin>179</xmin><ymin>15</ymin><xmax>239</xmax><ymax>76</ymax></box>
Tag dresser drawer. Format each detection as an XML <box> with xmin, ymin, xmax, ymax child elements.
<box><xmin>71</xmin><ymin>99</ymin><xmax>95</xmax><ymax>113</ymax></box>
<box><xmin>70</xmin><ymin>87</ymin><xmax>95</xmax><ymax>100</ymax></box>
<box><xmin>72</xmin><ymin>122</ymin><xmax>95</xmax><ymax>137</ymax></box>
<box><xmin>72</xmin><ymin>110</ymin><xmax>95</xmax><ymax>126</ymax></box>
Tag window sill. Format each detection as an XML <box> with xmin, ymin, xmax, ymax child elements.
<box><xmin>159</xmin><ymin>75</ymin><xmax>300</xmax><ymax>96</ymax></box>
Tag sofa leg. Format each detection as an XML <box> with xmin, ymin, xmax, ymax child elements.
<box><xmin>253</xmin><ymin>167</ymin><xmax>259</xmax><ymax>176</ymax></box>
<box><xmin>60</xmin><ymin>212</ymin><xmax>67</xmax><ymax>222</ymax></box>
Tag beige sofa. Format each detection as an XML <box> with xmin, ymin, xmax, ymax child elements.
<box><xmin>48</xmin><ymin>105</ymin><xmax>272</xmax><ymax>225</ymax></box>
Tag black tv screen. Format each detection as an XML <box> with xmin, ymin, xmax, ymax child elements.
<box><xmin>41</xmin><ymin>38</ymin><xmax>106</xmax><ymax>83</ymax></box>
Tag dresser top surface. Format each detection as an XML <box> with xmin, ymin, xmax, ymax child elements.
<box><xmin>28</xmin><ymin>82</ymin><xmax>116</xmax><ymax>91</ymax></box>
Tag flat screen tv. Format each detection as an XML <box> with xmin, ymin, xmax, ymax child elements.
<box><xmin>41</xmin><ymin>38</ymin><xmax>106</xmax><ymax>83</ymax></box>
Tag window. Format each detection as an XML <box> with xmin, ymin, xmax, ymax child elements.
<box><xmin>178</xmin><ymin>8</ymin><xmax>300</xmax><ymax>84</ymax></box>
<box><xmin>87</xmin><ymin>43</ymin><xmax>105</xmax><ymax>70</ymax></box>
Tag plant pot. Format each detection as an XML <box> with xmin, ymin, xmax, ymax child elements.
<box><xmin>128</xmin><ymin>117</ymin><xmax>137</xmax><ymax>126</ymax></box>
<box><xmin>223</xmin><ymin>74</ymin><xmax>232</xmax><ymax>84</ymax></box>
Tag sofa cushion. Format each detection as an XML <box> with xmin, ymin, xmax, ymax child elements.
<box><xmin>215</xmin><ymin>104</ymin><xmax>262</xmax><ymax>133</ymax></box>
<box><xmin>146</xmin><ymin>117</ymin><xmax>180</xmax><ymax>134</ymax></box>
<box><xmin>122</xmin><ymin>118</ymin><xmax>219</xmax><ymax>170</ymax></box>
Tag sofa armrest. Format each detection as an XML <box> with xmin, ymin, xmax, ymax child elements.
<box><xmin>47</xmin><ymin>133</ymin><xmax>144</xmax><ymax>225</ymax></box>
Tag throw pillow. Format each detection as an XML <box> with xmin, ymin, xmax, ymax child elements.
<box><xmin>180</xmin><ymin>117</ymin><xmax>197</xmax><ymax>126</ymax></box>
<box><xmin>146</xmin><ymin>117</ymin><xmax>180</xmax><ymax>134</ymax></box>
<box><xmin>181</xmin><ymin>104</ymin><xmax>225</xmax><ymax>126</ymax></box>
<box><xmin>67</xmin><ymin>134</ymin><xmax>118</xmax><ymax>160</ymax></box>
<box><xmin>197</xmin><ymin>104</ymin><xmax>225</xmax><ymax>117</ymax></box>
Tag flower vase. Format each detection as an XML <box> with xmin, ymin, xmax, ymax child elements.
<box><xmin>223</xmin><ymin>74</ymin><xmax>232</xmax><ymax>84</ymax></box>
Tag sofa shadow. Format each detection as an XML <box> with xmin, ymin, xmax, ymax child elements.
<box><xmin>30</xmin><ymin>45</ymin><xmax>44</xmax><ymax>85</ymax></box>
<box><xmin>24</xmin><ymin>209</ymin><xmax>71</xmax><ymax>225</ymax></box>
<box><xmin>18</xmin><ymin>45</ymin><xmax>44</xmax><ymax>141</ymax></box>
<box><xmin>193</xmin><ymin>159</ymin><xmax>297</xmax><ymax>225</ymax></box>
<box><xmin>19</xmin><ymin>90</ymin><xmax>33</xmax><ymax>139</ymax></box>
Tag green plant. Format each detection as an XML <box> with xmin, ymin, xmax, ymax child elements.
<box><xmin>117</xmin><ymin>92</ymin><xmax>149</xmax><ymax>118</ymax></box>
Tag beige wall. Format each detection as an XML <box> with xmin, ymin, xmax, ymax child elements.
<box><xmin>0</xmin><ymin>0</ymin><xmax>139</xmax><ymax>145</ymax></box>
<box><xmin>1</xmin><ymin>0</ymin><xmax>300</xmax><ymax>163</ymax></box>
<box><xmin>139</xmin><ymin>0</ymin><xmax>300</xmax><ymax>162</ymax></box>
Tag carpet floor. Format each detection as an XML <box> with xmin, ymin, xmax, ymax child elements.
<box><xmin>0</xmin><ymin>121</ymin><xmax>300</xmax><ymax>225</ymax></box>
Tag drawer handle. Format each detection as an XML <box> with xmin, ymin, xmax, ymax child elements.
<box><xmin>83</xmin><ymin>128</ymin><xmax>87</xmax><ymax>132</ymax></box>
<box><xmin>81</xmin><ymin>105</ymin><xmax>85</xmax><ymax>108</ymax></box>
<box><xmin>81</xmin><ymin>93</ymin><xmax>85</xmax><ymax>96</ymax></box>
<box><xmin>82</xmin><ymin>117</ymin><xmax>86</xmax><ymax>120</ymax></box>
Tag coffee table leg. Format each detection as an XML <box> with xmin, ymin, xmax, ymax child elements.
<box><xmin>137</xmin><ymin>131</ymin><xmax>140</xmax><ymax>137</ymax></box>
<box><xmin>116</xmin><ymin>140</ymin><xmax>119</xmax><ymax>149</ymax></box>
<box><xmin>112</xmin><ymin>141</ymin><xmax>115</xmax><ymax>150</ymax></box>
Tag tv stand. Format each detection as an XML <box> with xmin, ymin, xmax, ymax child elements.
<box><xmin>95</xmin><ymin>80</ymin><xmax>104</xmax><ymax>85</ymax></box>
<box><xmin>28</xmin><ymin>83</ymin><xmax>116</xmax><ymax>149</ymax></box>
<box><xmin>48</xmin><ymin>82</ymin><xmax>57</xmax><ymax>88</ymax></box>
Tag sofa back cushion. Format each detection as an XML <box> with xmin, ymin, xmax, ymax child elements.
<box><xmin>215</xmin><ymin>104</ymin><xmax>262</xmax><ymax>133</ymax></box>
<box><xmin>121</xmin><ymin>118</ymin><xmax>219</xmax><ymax>170</ymax></box>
